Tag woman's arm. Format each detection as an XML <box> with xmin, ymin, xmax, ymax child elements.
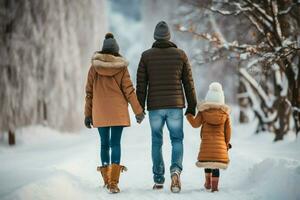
<box><xmin>84</xmin><ymin>67</ymin><xmax>95</xmax><ymax>117</ymax></box>
<box><xmin>186</xmin><ymin>112</ymin><xmax>203</xmax><ymax>128</ymax></box>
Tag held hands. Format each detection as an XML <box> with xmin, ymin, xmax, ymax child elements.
<box><xmin>185</xmin><ymin>113</ymin><xmax>194</xmax><ymax>120</ymax></box>
<box><xmin>186</xmin><ymin>113</ymin><xmax>194</xmax><ymax>117</ymax></box>
<box><xmin>135</xmin><ymin>112</ymin><xmax>145</xmax><ymax>124</ymax></box>
<box><xmin>84</xmin><ymin>116</ymin><xmax>93</xmax><ymax>129</ymax></box>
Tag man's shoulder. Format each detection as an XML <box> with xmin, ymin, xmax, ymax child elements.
<box><xmin>141</xmin><ymin>48</ymin><xmax>154</xmax><ymax>57</ymax></box>
<box><xmin>142</xmin><ymin>47</ymin><xmax>186</xmax><ymax>56</ymax></box>
<box><xmin>176</xmin><ymin>48</ymin><xmax>187</xmax><ymax>57</ymax></box>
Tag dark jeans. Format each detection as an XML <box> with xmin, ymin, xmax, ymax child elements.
<box><xmin>98</xmin><ymin>126</ymin><xmax>123</xmax><ymax>166</ymax></box>
<box><xmin>204</xmin><ymin>168</ymin><xmax>220</xmax><ymax>177</ymax></box>
<box><xmin>149</xmin><ymin>108</ymin><xmax>184</xmax><ymax>184</ymax></box>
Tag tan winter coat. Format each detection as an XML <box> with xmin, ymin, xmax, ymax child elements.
<box><xmin>84</xmin><ymin>53</ymin><xmax>143</xmax><ymax>127</ymax></box>
<box><xmin>187</xmin><ymin>102</ymin><xmax>232</xmax><ymax>169</ymax></box>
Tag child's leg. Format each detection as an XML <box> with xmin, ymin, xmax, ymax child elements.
<box><xmin>98</xmin><ymin>127</ymin><xmax>110</xmax><ymax>166</ymax></box>
<box><xmin>110</xmin><ymin>126</ymin><xmax>124</xmax><ymax>164</ymax></box>
<box><xmin>212</xmin><ymin>169</ymin><xmax>220</xmax><ymax>177</ymax></box>
<box><xmin>211</xmin><ymin>169</ymin><xmax>220</xmax><ymax>192</ymax></box>
<box><xmin>204</xmin><ymin>169</ymin><xmax>212</xmax><ymax>189</ymax></box>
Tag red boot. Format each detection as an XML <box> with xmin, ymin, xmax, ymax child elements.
<box><xmin>204</xmin><ymin>173</ymin><xmax>211</xmax><ymax>190</ymax></box>
<box><xmin>211</xmin><ymin>177</ymin><xmax>219</xmax><ymax>192</ymax></box>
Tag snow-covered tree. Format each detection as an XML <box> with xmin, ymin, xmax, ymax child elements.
<box><xmin>176</xmin><ymin>0</ymin><xmax>300</xmax><ymax>141</ymax></box>
<box><xmin>0</xmin><ymin>0</ymin><xmax>107</xmax><ymax>145</ymax></box>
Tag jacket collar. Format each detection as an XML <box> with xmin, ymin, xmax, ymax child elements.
<box><xmin>152</xmin><ymin>40</ymin><xmax>177</xmax><ymax>48</ymax></box>
<box><xmin>91</xmin><ymin>52</ymin><xmax>129</xmax><ymax>68</ymax></box>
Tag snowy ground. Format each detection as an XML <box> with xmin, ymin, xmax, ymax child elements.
<box><xmin>0</xmin><ymin>111</ymin><xmax>300</xmax><ymax>200</ymax></box>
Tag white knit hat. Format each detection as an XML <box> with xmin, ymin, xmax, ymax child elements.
<box><xmin>204</xmin><ymin>82</ymin><xmax>225</xmax><ymax>104</ymax></box>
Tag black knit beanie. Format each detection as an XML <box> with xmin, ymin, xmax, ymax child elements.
<box><xmin>101</xmin><ymin>33</ymin><xmax>119</xmax><ymax>54</ymax></box>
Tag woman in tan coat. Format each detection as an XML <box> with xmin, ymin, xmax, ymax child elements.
<box><xmin>84</xmin><ymin>33</ymin><xmax>144</xmax><ymax>194</ymax></box>
<box><xmin>187</xmin><ymin>82</ymin><xmax>231</xmax><ymax>192</ymax></box>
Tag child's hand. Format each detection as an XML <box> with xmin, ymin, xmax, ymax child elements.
<box><xmin>186</xmin><ymin>113</ymin><xmax>194</xmax><ymax>119</ymax></box>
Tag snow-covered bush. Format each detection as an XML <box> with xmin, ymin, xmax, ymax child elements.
<box><xmin>0</xmin><ymin>0</ymin><xmax>107</xmax><ymax>139</ymax></box>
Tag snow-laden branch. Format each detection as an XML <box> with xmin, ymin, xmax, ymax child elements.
<box><xmin>241</xmin><ymin>78</ymin><xmax>277</xmax><ymax>123</ymax></box>
<box><xmin>244</xmin><ymin>0</ymin><xmax>273</xmax><ymax>23</ymax></box>
<box><xmin>272</xmin><ymin>63</ymin><xmax>282</xmax><ymax>87</ymax></box>
<box><xmin>278</xmin><ymin>3</ymin><xmax>298</xmax><ymax>15</ymax></box>
<box><xmin>293</xmin><ymin>107</ymin><xmax>300</xmax><ymax>113</ymax></box>
<box><xmin>239</xmin><ymin>68</ymin><xmax>273</xmax><ymax>108</ymax></box>
<box><xmin>209</xmin><ymin>6</ymin><xmax>240</xmax><ymax>15</ymax></box>
<box><xmin>246</xmin><ymin>14</ymin><xmax>266</xmax><ymax>36</ymax></box>
<box><xmin>209</xmin><ymin>1</ymin><xmax>274</xmax><ymax>33</ymax></box>
<box><xmin>175</xmin><ymin>24</ymin><xmax>264</xmax><ymax>53</ymax></box>
<box><xmin>177</xmin><ymin>22</ymin><xmax>300</xmax><ymax>65</ymax></box>
<box><xmin>237</xmin><ymin>92</ymin><xmax>249</xmax><ymax>99</ymax></box>
<box><xmin>271</xmin><ymin>1</ymin><xmax>283</xmax><ymax>44</ymax></box>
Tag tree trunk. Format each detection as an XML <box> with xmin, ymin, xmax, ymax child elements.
<box><xmin>8</xmin><ymin>129</ymin><xmax>15</xmax><ymax>145</ymax></box>
<box><xmin>238</xmin><ymin>79</ymin><xmax>250</xmax><ymax>123</ymax></box>
<box><xmin>273</xmin><ymin>97</ymin><xmax>291</xmax><ymax>141</ymax></box>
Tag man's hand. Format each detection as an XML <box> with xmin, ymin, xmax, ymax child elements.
<box><xmin>185</xmin><ymin>107</ymin><xmax>196</xmax><ymax>116</ymax></box>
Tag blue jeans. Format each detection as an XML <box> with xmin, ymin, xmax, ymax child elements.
<box><xmin>98</xmin><ymin>126</ymin><xmax>123</xmax><ymax>166</ymax></box>
<box><xmin>149</xmin><ymin>108</ymin><xmax>184</xmax><ymax>184</ymax></box>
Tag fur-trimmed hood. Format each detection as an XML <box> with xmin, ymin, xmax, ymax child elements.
<box><xmin>91</xmin><ymin>53</ymin><xmax>129</xmax><ymax>76</ymax></box>
<box><xmin>197</xmin><ymin>101</ymin><xmax>231</xmax><ymax>114</ymax></box>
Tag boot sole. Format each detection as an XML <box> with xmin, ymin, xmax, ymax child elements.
<box><xmin>109</xmin><ymin>191</ymin><xmax>120</xmax><ymax>194</ymax></box>
<box><xmin>153</xmin><ymin>183</ymin><xmax>164</xmax><ymax>190</ymax></box>
<box><xmin>171</xmin><ymin>187</ymin><xmax>181</xmax><ymax>193</ymax></box>
<box><xmin>107</xmin><ymin>189</ymin><xmax>120</xmax><ymax>194</ymax></box>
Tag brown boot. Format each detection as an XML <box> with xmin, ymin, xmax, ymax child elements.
<box><xmin>153</xmin><ymin>183</ymin><xmax>164</xmax><ymax>190</ymax></box>
<box><xmin>97</xmin><ymin>166</ymin><xmax>110</xmax><ymax>188</ymax></box>
<box><xmin>204</xmin><ymin>173</ymin><xmax>212</xmax><ymax>190</ymax></box>
<box><xmin>108</xmin><ymin>164</ymin><xmax>127</xmax><ymax>194</ymax></box>
<box><xmin>211</xmin><ymin>177</ymin><xmax>219</xmax><ymax>192</ymax></box>
<box><xmin>170</xmin><ymin>172</ymin><xmax>181</xmax><ymax>193</ymax></box>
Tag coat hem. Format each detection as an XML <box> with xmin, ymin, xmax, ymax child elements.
<box><xmin>93</xmin><ymin>123</ymin><xmax>130</xmax><ymax>128</ymax></box>
<box><xmin>195</xmin><ymin>161</ymin><xmax>229</xmax><ymax>169</ymax></box>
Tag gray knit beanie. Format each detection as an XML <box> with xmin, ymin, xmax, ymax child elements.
<box><xmin>101</xmin><ymin>33</ymin><xmax>119</xmax><ymax>54</ymax></box>
<box><xmin>154</xmin><ymin>21</ymin><xmax>171</xmax><ymax>41</ymax></box>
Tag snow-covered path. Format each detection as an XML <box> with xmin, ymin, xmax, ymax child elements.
<box><xmin>0</xmin><ymin>113</ymin><xmax>299</xmax><ymax>200</ymax></box>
